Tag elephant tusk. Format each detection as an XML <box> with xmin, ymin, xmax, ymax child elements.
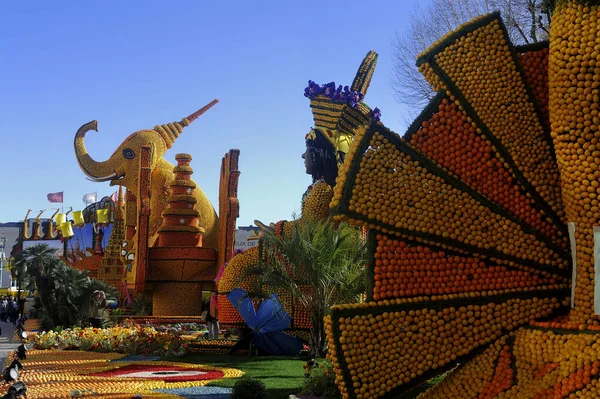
<box><xmin>85</xmin><ymin>173</ymin><xmax>118</xmax><ymax>182</ymax></box>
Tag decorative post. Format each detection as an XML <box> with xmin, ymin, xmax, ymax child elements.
<box><xmin>134</xmin><ymin>145</ymin><xmax>152</xmax><ymax>293</ymax></box>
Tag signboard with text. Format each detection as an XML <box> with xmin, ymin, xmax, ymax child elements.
<box><xmin>234</xmin><ymin>229</ymin><xmax>259</xmax><ymax>251</ymax></box>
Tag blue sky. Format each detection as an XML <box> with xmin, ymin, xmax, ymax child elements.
<box><xmin>0</xmin><ymin>0</ymin><xmax>427</xmax><ymax>226</ymax></box>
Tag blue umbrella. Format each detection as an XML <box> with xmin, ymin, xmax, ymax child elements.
<box><xmin>227</xmin><ymin>288</ymin><xmax>303</xmax><ymax>356</ymax></box>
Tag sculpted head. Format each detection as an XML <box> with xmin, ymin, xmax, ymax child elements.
<box><xmin>74</xmin><ymin>100</ymin><xmax>218</xmax><ymax>192</ymax></box>
<box><xmin>302</xmin><ymin>51</ymin><xmax>380</xmax><ymax>186</ymax></box>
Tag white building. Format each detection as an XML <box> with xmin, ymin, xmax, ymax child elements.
<box><xmin>2</xmin><ymin>222</ymin><xmax>259</xmax><ymax>288</ymax></box>
<box><xmin>0</xmin><ymin>223</ymin><xmax>20</xmax><ymax>289</ymax></box>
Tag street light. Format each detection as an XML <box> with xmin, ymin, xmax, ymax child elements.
<box><xmin>0</xmin><ymin>236</ymin><xmax>5</xmax><ymax>289</ymax></box>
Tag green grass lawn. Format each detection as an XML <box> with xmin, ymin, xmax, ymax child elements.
<box><xmin>166</xmin><ymin>354</ymin><xmax>446</xmax><ymax>399</ymax></box>
<box><xmin>171</xmin><ymin>354</ymin><xmax>309</xmax><ymax>398</ymax></box>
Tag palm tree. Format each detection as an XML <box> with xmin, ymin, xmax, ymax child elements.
<box><xmin>242</xmin><ymin>219</ymin><xmax>369</xmax><ymax>358</ymax></box>
<box><xmin>12</xmin><ymin>244</ymin><xmax>56</xmax><ymax>309</ymax></box>
<box><xmin>12</xmin><ymin>244</ymin><xmax>117</xmax><ymax>330</ymax></box>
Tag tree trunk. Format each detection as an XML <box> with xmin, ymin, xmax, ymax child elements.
<box><xmin>309</xmin><ymin>311</ymin><xmax>328</xmax><ymax>358</ymax></box>
<box><xmin>529</xmin><ymin>0</ymin><xmax>538</xmax><ymax>42</ymax></box>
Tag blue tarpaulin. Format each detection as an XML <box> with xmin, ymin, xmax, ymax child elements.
<box><xmin>227</xmin><ymin>288</ymin><xmax>303</xmax><ymax>356</ymax></box>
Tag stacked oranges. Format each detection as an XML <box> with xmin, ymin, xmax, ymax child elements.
<box><xmin>417</xmin><ymin>327</ymin><xmax>600</xmax><ymax>398</ymax></box>
<box><xmin>517</xmin><ymin>46</ymin><xmax>550</xmax><ymax>129</ymax></box>
<box><xmin>292</xmin><ymin>285</ymin><xmax>313</xmax><ymax>329</ymax></box>
<box><xmin>549</xmin><ymin>1</ymin><xmax>600</xmax><ymax>324</ymax></box>
<box><xmin>475</xmin><ymin>343</ymin><xmax>515</xmax><ymax>399</ymax></box>
<box><xmin>217</xmin><ymin>247</ymin><xmax>260</xmax><ymax>325</ymax></box>
<box><xmin>332</xmin><ymin>125</ymin><xmax>369</xmax><ymax>211</ymax></box>
<box><xmin>216</xmin><ymin>243</ymin><xmax>314</xmax><ymax>329</ymax></box>
<box><xmin>303</xmin><ymin>181</ymin><xmax>334</xmax><ymax>222</ymax></box>
<box><xmin>418</xmin><ymin>15</ymin><xmax>564</xmax><ymax>220</ymax></box>
<box><xmin>408</xmin><ymin>97</ymin><xmax>565</xmax><ymax>249</ymax></box>
<box><xmin>342</xmin><ymin>128</ymin><xmax>567</xmax><ymax>269</ymax></box>
<box><xmin>372</xmin><ymin>234</ymin><xmax>560</xmax><ymax>301</ymax></box>
<box><xmin>325</xmin><ymin>297</ymin><xmax>563</xmax><ymax>399</ymax></box>
<box><xmin>322</xmin><ymin>8</ymin><xmax>591</xmax><ymax>398</ymax></box>
<box><xmin>325</xmin><ymin>315</ymin><xmax>349</xmax><ymax>398</ymax></box>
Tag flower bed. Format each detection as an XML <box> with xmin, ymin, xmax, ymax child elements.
<box><xmin>0</xmin><ymin>349</ymin><xmax>243</xmax><ymax>398</ymax></box>
<box><xmin>186</xmin><ymin>339</ymin><xmax>243</xmax><ymax>355</ymax></box>
<box><xmin>31</xmin><ymin>326</ymin><xmax>187</xmax><ymax>357</ymax></box>
<box><xmin>153</xmin><ymin>322</ymin><xmax>205</xmax><ymax>335</ymax></box>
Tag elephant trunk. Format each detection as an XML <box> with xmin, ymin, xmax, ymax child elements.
<box><xmin>74</xmin><ymin>121</ymin><xmax>117</xmax><ymax>181</ymax></box>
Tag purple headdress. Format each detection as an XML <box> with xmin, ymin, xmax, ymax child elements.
<box><xmin>304</xmin><ymin>80</ymin><xmax>364</xmax><ymax>109</ymax></box>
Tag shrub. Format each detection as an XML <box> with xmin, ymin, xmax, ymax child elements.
<box><xmin>108</xmin><ymin>308</ymin><xmax>125</xmax><ymax>326</ymax></box>
<box><xmin>230</xmin><ymin>376</ymin><xmax>267</xmax><ymax>399</ymax></box>
<box><xmin>129</xmin><ymin>294</ymin><xmax>152</xmax><ymax>316</ymax></box>
<box><xmin>300</xmin><ymin>358</ymin><xmax>338</xmax><ymax>398</ymax></box>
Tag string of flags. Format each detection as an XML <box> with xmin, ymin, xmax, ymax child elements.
<box><xmin>43</xmin><ymin>190</ymin><xmax>118</xmax><ymax>238</ymax></box>
<box><xmin>46</xmin><ymin>191</ymin><xmax>118</xmax><ymax>205</ymax></box>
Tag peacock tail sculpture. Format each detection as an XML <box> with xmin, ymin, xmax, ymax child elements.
<box><xmin>324</xmin><ymin>3</ymin><xmax>600</xmax><ymax>398</ymax></box>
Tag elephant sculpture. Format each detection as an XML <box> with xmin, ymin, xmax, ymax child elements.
<box><xmin>73</xmin><ymin>100</ymin><xmax>220</xmax><ymax>258</ymax></box>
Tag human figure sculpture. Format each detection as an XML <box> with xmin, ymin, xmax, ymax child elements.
<box><xmin>218</xmin><ymin>51</ymin><xmax>379</xmax><ymax>325</ymax></box>
<box><xmin>255</xmin><ymin>51</ymin><xmax>379</xmax><ymax>237</ymax></box>
<box><xmin>88</xmin><ymin>290</ymin><xmax>107</xmax><ymax>328</ymax></box>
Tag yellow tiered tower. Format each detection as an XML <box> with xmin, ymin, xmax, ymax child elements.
<box><xmin>98</xmin><ymin>186</ymin><xmax>127</xmax><ymax>294</ymax></box>
<box><xmin>148</xmin><ymin>154</ymin><xmax>218</xmax><ymax>316</ymax></box>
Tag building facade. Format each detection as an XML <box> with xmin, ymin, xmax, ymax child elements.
<box><xmin>0</xmin><ymin>223</ymin><xmax>21</xmax><ymax>289</ymax></box>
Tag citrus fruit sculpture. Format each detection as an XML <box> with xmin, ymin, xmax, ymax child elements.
<box><xmin>323</xmin><ymin>2</ymin><xmax>600</xmax><ymax>398</ymax></box>
<box><xmin>217</xmin><ymin>51</ymin><xmax>379</xmax><ymax>334</ymax></box>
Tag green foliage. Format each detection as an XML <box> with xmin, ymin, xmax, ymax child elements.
<box><xmin>129</xmin><ymin>293</ymin><xmax>153</xmax><ymax>316</ymax></box>
<box><xmin>241</xmin><ymin>218</ymin><xmax>369</xmax><ymax>358</ymax></box>
<box><xmin>300</xmin><ymin>358</ymin><xmax>338</xmax><ymax>398</ymax></box>
<box><xmin>231</xmin><ymin>376</ymin><xmax>267</xmax><ymax>399</ymax></box>
<box><xmin>108</xmin><ymin>308</ymin><xmax>125</xmax><ymax>326</ymax></box>
<box><xmin>28</xmin><ymin>296</ymin><xmax>44</xmax><ymax>319</ymax></box>
<box><xmin>541</xmin><ymin>0</ymin><xmax>556</xmax><ymax>13</ymax></box>
<box><xmin>12</xmin><ymin>244</ymin><xmax>118</xmax><ymax>330</ymax></box>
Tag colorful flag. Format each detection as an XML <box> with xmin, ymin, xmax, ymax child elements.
<box><xmin>47</xmin><ymin>191</ymin><xmax>64</xmax><ymax>203</ymax></box>
<box><xmin>109</xmin><ymin>191</ymin><xmax>118</xmax><ymax>202</ymax></box>
<box><xmin>82</xmin><ymin>192</ymin><xmax>97</xmax><ymax>204</ymax></box>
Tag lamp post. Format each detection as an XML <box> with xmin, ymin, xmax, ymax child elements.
<box><xmin>0</xmin><ymin>236</ymin><xmax>5</xmax><ymax>289</ymax></box>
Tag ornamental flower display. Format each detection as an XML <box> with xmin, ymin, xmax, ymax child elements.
<box><xmin>32</xmin><ymin>326</ymin><xmax>187</xmax><ymax>357</ymax></box>
<box><xmin>0</xmin><ymin>349</ymin><xmax>243</xmax><ymax>398</ymax></box>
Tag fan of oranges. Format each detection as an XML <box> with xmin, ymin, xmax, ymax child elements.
<box><xmin>324</xmin><ymin>2</ymin><xmax>600</xmax><ymax>398</ymax></box>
